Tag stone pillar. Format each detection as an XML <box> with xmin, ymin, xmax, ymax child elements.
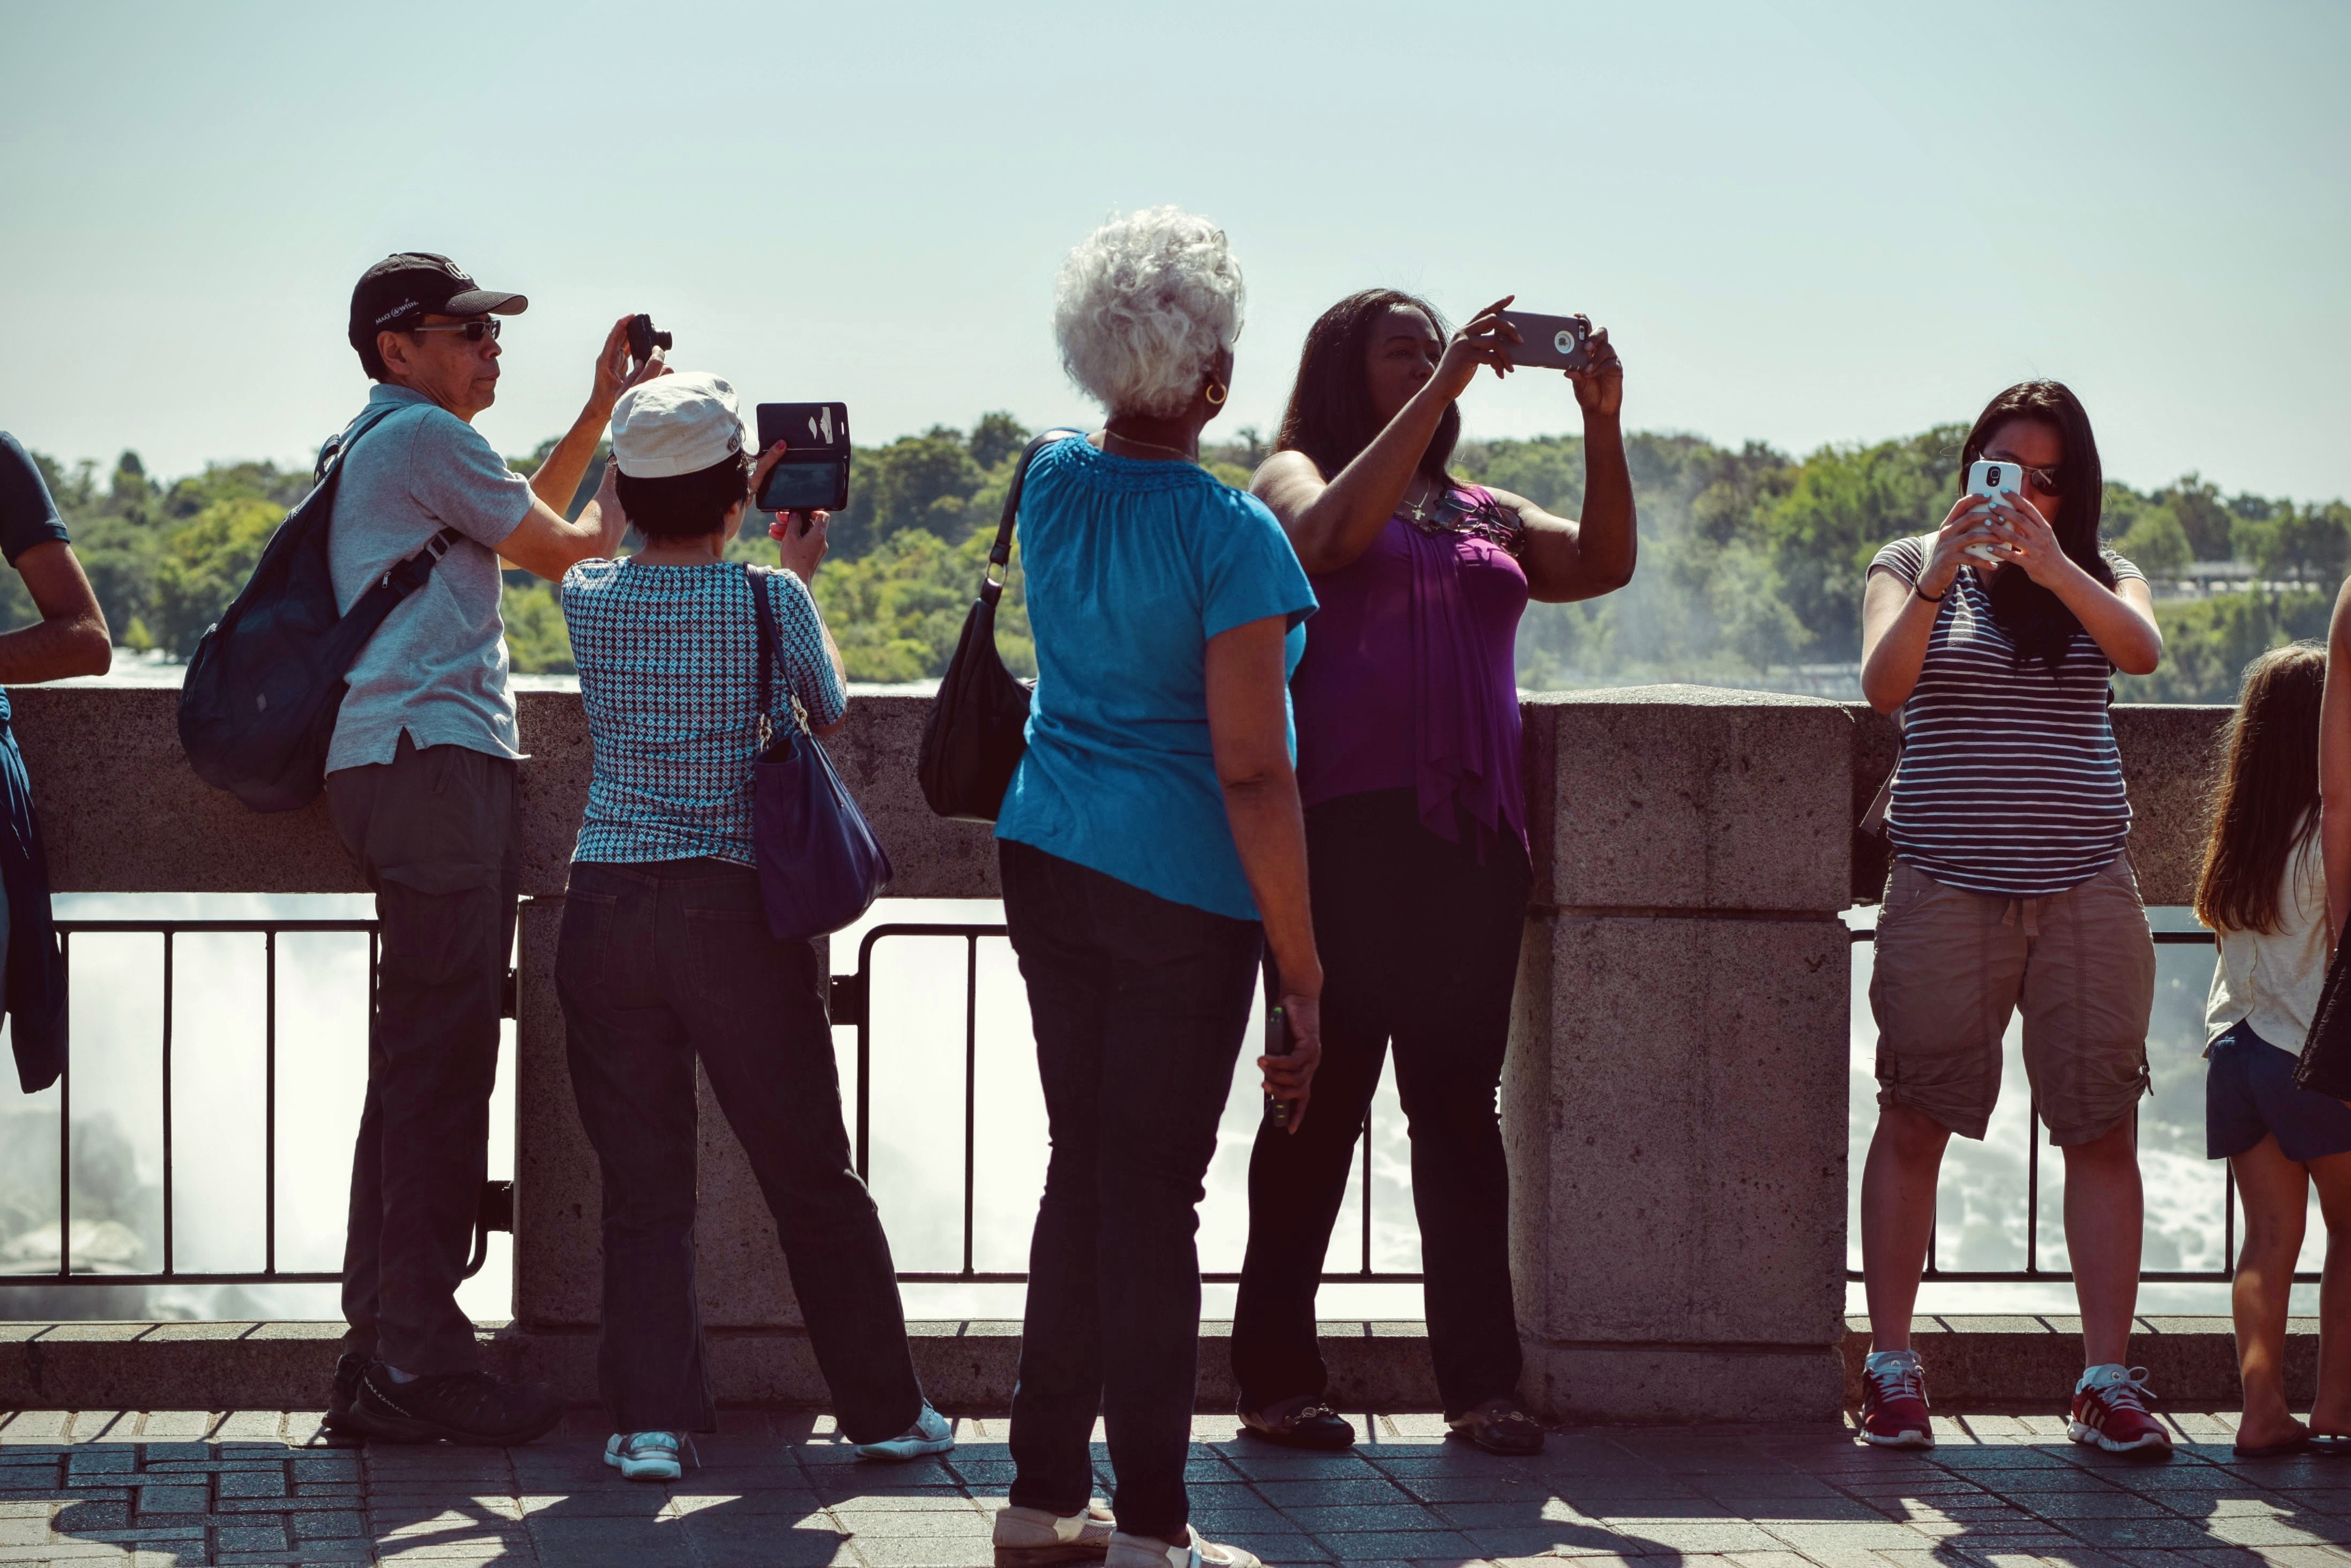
<box><xmin>1505</xmin><ymin>686</ymin><xmax>1854</xmax><ymax>1421</ymax></box>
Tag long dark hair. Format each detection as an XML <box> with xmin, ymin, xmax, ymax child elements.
<box><xmin>1275</xmin><ymin>289</ymin><xmax>1459</xmax><ymax>484</ymax></box>
<box><xmin>2194</xmin><ymin>643</ymin><xmax>2325</xmax><ymax>936</ymax></box>
<box><xmin>1960</xmin><ymin>380</ymin><xmax>2113</xmax><ymax>670</ymax></box>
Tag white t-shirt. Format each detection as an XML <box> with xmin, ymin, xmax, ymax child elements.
<box><xmin>2207</xmin><ymin>828</ymin><xmax>2330</xmax><ymax>1053</ymax></box>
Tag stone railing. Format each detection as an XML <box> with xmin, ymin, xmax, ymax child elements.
<box><xmin>0</xmin><ymin>685</ymin><xmax>2230</xmax><ymax>1420</ymax></box>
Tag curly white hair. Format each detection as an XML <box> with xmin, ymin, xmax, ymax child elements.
<box><xmin>1053</xmin><ymin>207</ymin><xmax>1245</xmax><ymax>419</ymax></box>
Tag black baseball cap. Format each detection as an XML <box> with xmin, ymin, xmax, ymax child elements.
<box><xmin>348</xmin><ymin>252</ymin><xmax>528</xmax><ymax>358</ymax></box>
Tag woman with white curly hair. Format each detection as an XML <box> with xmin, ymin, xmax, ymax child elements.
<box><xmin>986</xmin><ymin>207</ymin><xmax>1321</xmax><ymax>1568</ymax></box>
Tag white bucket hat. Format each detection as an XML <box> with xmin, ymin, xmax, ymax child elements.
<box><xmin>609</xmin><ymin>371</ymin><xmax>746</xmax><ymax>478</ymax></box>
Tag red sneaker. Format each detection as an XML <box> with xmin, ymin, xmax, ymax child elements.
<box><xmin>1858</xmin><ymin>1350</ymin><xmax>1934</xmax><ymax>1449</ymax></box>
<box><xmin>2070</xmin><ymin>1365</ymin><xmax>2173</xmax><ymax>1456</ymax></box>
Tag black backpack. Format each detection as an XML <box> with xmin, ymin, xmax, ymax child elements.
<box><xmin>177</xmin><ymin>405</ymin><xmax>460</xmax><ymax>812</ymax></box>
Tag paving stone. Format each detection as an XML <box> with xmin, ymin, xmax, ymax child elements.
<box><xmin>2026</xmin><ymin>1495</ymin><xmax>2182</xmax><ymax>1519</ymax></box>
<box><xmin>65</xmin><ymin>1450</ymin><xmax>134</xmax><ymax>1475</ymax></box>
<box><xmin>685</xmin><ymin>1519</ymin><xmax>863</xmax><ymax>1567</ymax></box>
<box><xmin>1256</xmin><ymin>1479</ymin><xmax>1416</xmax><ymax>1506</ymax></box>
<box><xmin>1393</xmin><ymin>1474</ymin><xmax>1567</xmax><ymax>1504</ymax></box>
<box><xmin>2060</xmin><ymin>1519</ymin><xmax>2253</xmax><ymax>1549</ymax></box>
<box><xmin>825</xmin><ymin>1533</ymin><xmax>999</xmax><ymax>1566</ymax></box>
<box><xmin>821</xmin><ymin>1509</ymin><xmax>992</xmax><ymax>1539</ymax></box>
<box><xmin>292</xmin><ymin>1509</ymin><xmax>366</xmax><ymax>1539</ymax></box>
<box><xmin>52</xmin><ymin>1498</ymin><xmax>130</xmax><ymax>1528</ymax></box>
<box><xmin>218</xmin><ymin>1519</ymin><xmax>292</xmax><ymax>1551</ymax></box>
<box><xmin>1759</xmin><ymin>1520</ymin><xmax>1944</xmax><ymax>1551</ymax></box>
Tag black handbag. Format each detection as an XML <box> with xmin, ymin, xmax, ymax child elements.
<box><xmin>917</xmin><ymin>429</ymin><xmax>1084</xmax><ymax>821</ymax></box>
<box><xmin>747</xmin><ymin>567</ymin><xmax>892</xmax><ymax>940</ymax></box>
<box><xmin>2296</xmin><ymin>941</ymin><xmax>2351</xmax><ymax>1099</ymax></box>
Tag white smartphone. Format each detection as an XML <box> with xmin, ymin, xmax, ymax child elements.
<box><xmin>1963</xmin><ymin>459</ymin><xmax>2023</xmax><ymax>562</ymax></box>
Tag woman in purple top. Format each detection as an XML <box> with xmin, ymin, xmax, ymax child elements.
<box><xmin>1233</xmin><ymin>289</ymin><xmax>1636</xmax><ymax>1453</ymax></box>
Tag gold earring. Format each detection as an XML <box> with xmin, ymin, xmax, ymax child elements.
<box><xmin>1205</xmin><ymin>382</ymin><xmax>1227</xmax><ymax>405</ymax></box>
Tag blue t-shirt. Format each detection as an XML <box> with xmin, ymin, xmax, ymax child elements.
<box><xmin>996</xmin><ymin>439</ymin><xmax>1315</xmax><ymax>921</ymax></box>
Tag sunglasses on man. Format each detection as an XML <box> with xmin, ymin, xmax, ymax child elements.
<box><xmin>409</xmin><ymin>319</ymin><xmax>502</xmax><ymax>343</ymax></box>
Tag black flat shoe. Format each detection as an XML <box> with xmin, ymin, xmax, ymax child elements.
<box><xmin>1238</xmin><ymin>1396</ymin><xmax>1356</xmax><ymax>1451</ymax></box>
<box><xmin>2233</xmin><ymin>1435</ymin><xmax>2313</xmax><ymax>1459</ymax></box>
<box><xmin>1447</xmin><ymin>1398</ymin><xmax>1545</xmax><ymax>1455</ymax></box>
<box><xmin>318</xmin><ymin>1350</ymin><xmax>371</xmax><ymax>1443</ymax></box>
<box><xmin>345</xmin><ymin>1364</ymin><xmax>563</xmax><ymax>1446</ymax></box>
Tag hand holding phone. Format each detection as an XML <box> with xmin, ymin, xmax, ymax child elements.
<box><xmin>1499</xmin><ymin>309</ymin><xmax>1593</xmax><ymax>372</ymax></box>
<box><xmin>1264</xmin><ymin>983</ymin><xmax>1296</xmax><ymax>1132</ymax></box>
<box><xmin>1963</xmin><ymin>460</ymin><xmax>2025</xmax><ymax>562</ymax></box>
<box><xmin>755</xmin><ymin>402</ymin><xmax>852</xmax><ymax>513</ymax></box>
<box><xmin>1258</xmin><ymin>959</ymin><xmax>1320</xmax><ymax>1133</ymax></box>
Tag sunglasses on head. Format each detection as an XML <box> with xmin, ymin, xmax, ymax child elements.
<box><xmin>409</xmin><ymin>319</ymin><xmax>502</xmax><ymax>343</ymax></box>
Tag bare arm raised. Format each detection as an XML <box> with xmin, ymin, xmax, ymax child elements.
<box><xmin>1252</xmin><ymin>297</ymin><xmax>1518</xmax><ymax>576</ymax></box>
<box><xmin>1491</xmin><ymin>325</ymin><xmax>1635</xmax><ymax>603</ymax></box>
<box><xmin>500</xmin><ymin>316</ymin><xmax>668</xmax><ymax>581</ymax></box>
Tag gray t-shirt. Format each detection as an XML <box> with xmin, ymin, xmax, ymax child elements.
<box><xmin>326</xmin><ymin>384</ymin><xmax>533</xmax><ymax>774</ymax></box>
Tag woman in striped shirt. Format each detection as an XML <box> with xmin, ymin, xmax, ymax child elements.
<box><xmin>1851</xmin><ymin>382</ymin><xmax>2168</xmax><ymax>1455</ymax></box>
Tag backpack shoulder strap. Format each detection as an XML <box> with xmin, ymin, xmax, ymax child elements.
<box><xmin>313</xmin><ymin>401</ymin><xmax>403</xmax><ymax>484</ymax></box>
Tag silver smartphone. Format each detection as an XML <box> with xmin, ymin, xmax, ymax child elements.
<box><xmin>1498</xmin><ymin>310</ymin><xmax>1591</xmax><ymax>371</ymax></box>
<box><xmin>1963</xmin><ymin>459</ymin><xmax>2023</xmax><ymax>562</ymax></box>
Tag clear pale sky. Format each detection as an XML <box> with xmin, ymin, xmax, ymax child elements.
<box><xmin>3</xmin><ymin>0</ymin><xmax>2345</xmax><ymax>501</ymax></box>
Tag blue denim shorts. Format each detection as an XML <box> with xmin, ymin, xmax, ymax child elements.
<box><xmin>2206</xmin><ymin>1019</ymin><xmax>2351</xmax><ymax>1162</ymax></box>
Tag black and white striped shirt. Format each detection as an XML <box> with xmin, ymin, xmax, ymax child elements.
<box><xmin>1870</xmin><ymin>535</ymin><xmax>2146</xmax><ymax>899</ymax></box>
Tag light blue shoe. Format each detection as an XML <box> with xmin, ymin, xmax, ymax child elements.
<box><xmin>604</xmin><ymin>1431</ymin><xmax>683</xmax><ymax>1482</ymax></box>
<box><xmin>853</xmin><ymin>1402</ymin><xmax>954</xmax><ymax>1461</ymax></box>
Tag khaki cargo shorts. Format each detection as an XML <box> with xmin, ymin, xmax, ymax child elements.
<box><xmin>1869</xmin><ymin>854</ymin><xmax>2155</xmax><ymax>1146</ymax></box>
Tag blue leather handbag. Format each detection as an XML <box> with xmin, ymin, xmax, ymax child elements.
<box><xmin>748</xmin><ymin>568</ymin><xmax>891</xmax><ymax>940</ymax></box>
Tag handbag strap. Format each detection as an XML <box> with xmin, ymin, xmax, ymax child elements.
<box><xmin>749</xmin><ymin>565</ymin><xmax>783</xmax><ymax>748</ymax></box>
<box><xmin>979</xmin><ymin>429</ymin><xmax>1088</xmax><ymax>606</ymax></box>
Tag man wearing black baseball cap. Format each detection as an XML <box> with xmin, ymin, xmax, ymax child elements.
<box><xmin>322</xmin><ymin>250</ymin><xmax>664</xmax><ymax>1446</ymax></box>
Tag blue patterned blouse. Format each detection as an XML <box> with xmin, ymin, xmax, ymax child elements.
<box><xmin>562</xmin><ymin>558</ymin><xmax>844</xmax><ymax>867</ymax></box>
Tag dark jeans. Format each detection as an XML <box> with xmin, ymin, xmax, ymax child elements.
<box><xmin>326</xmin><ymin>734</ymin><xmax>519</xmax><ymax>1377</ymax></box>
<box><xmin>555</xmin><ymin>857</ymin><xmax>923</xmax><ymax>1440</ymax></box>
<box><xmin>1001</xmin><ymin>840</ymin><xmax>1262</xmax><ymax>1540</ymax></box>
<box><xmin>1232</xmin><ymin>789</ymin><xmax>1530</xmax><ymax>1417</ymax></box>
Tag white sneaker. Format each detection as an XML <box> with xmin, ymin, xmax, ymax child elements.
<box><xmin>604</xmin><ymin>1431</ymin><xmax>683</xmax><ymax>1482</ymax></box>
<box><xmin>1104</xmin><ymin>1527</ymin><xmax>1261</xmax><ymax>1568</ymax></box>
<box><xmin>994</xmin><ymin>1502</ymin><xmax>1115</xmax><ymax>1567</ymax></box>
<box><xmin>854</xmin><ymin>1402</ymin><xmax>955</xmax><ymax>1461</ymax></box>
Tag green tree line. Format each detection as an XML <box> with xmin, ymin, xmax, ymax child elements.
<box><xmin>20</xmin><ymin>416</ymin><xmax>2348</xmax><ymax>703</ymax></box>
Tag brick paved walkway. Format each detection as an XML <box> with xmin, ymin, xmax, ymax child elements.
<box><xmin>0</xmin><ymin>1407</ymin><xmax>2338</xmax><ymax>1567</ymax></box>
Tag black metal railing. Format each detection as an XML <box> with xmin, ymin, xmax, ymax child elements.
<box><xmin>17</xmin><ymin>919</ymin><xmax>510</xmax><ymax>1289</ymax></box>
<box><xmin>1844</xmin><ymin>924</ymin><xmax>2301</xmax><ymax>1285</ymax></box>
<box><xmin>35</xmin><ymin>913</ymin><xmax>2243</xmax><ymax>1298</ymax></box>
<box><xmin>831</xmin><ymin>922</ymin><xmax>1420</xmax><ymax>1286</ymax></box>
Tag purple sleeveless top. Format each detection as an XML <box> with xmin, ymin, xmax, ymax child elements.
<box><xmin>1290</xmin><ymin>484</ymin><xmax>1530</xmax><ymax>857</ymax></box>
